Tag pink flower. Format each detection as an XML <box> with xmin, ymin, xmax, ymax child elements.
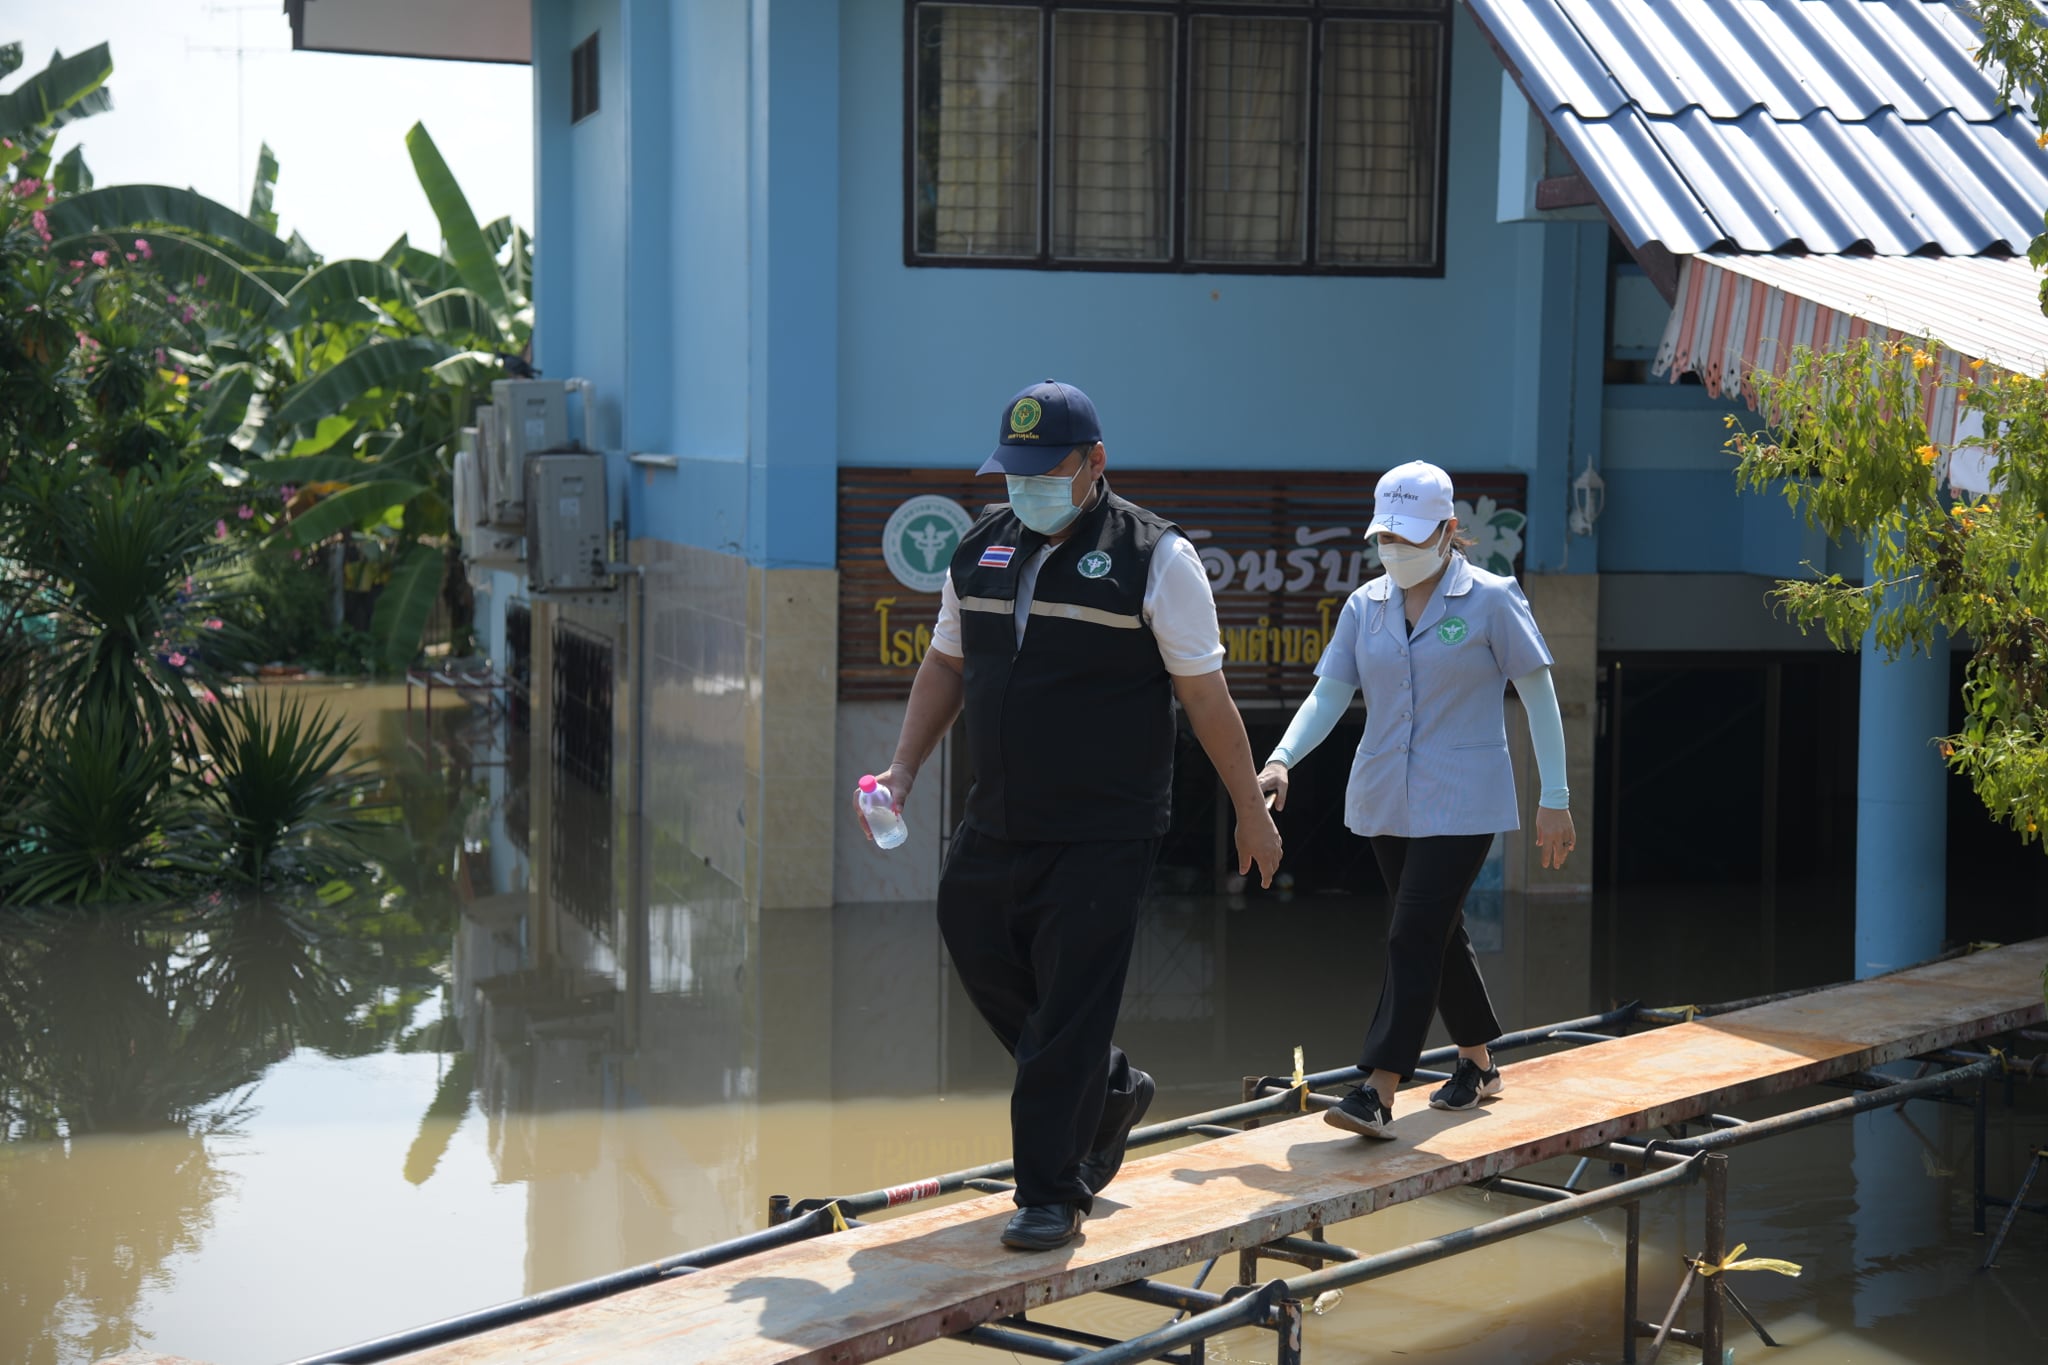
<box><xmin>205</xmin><ymin>618</ymin><xmax>224</xmax><ymax>630</ymax></box>
<box><xmin>290</xmin><ymin>550</ymin><xmax>302</xmax><ymax>562</ymax></box>
<box><xmin>68</xmin><ymin>260</ymin><xmax>84</xmax><ymax>269</ymax></box>
<box><xmin>125</xmin><ymin>252</ymin><xmax>137</xmax><ymax>262</ymax></box>
<box><xmin>90</xmin><ymin>250</ymin><xmax>109</xmax><ymax>267</ymax></box>
<box><xmin>30</xmin><ymin>210</ymin><xmax>49</xmax><ymax>242</ymax></box>
<box><xmin>215</xmin><ymin>520</ymin><xmax>228</xmax><ymax>540</ymax></box>
<box><xmin>202</xmin><ymin>769</ymin><xmax>217</xmax><ymax>787</ymax></box>
<box><xmin>165</xmin><ymin>291</ymin><xmax>178</xmax><ymax>303</ymax></box>
<box><xmin>182</xmin><ymin>306</ymin><xmax>196</xmax><ymax>323</ymax></box>
<box><xmin>167</xmin><ymin>652</ymin><xmax>187</xmax><ymax>668</ymax></box>
<box><xmin>280</xmin><ymin>484</ymin><xmax>298</xmax><ymax>502</ymax></box>
<box><xmin>199</xmin><ymin>689</ymin><xmax>219</xmax><ymax>705</ymax></box>
<box><xmin>134</xmin><ymin>238</ymin><xmax>152</xmax><ymax>259</ymax></box>
<box><xmin>155</xmin><ymin>349</ymin><xmax>167</xmax><ymax>365</ymax></box>
<box><xmin>194</xmin><ymin>273</ymin><xmax>207</xmax><ymax>287</ymax></box>
<box><xmin>237</xmin><ymin>504</ymin><xmax>253</xmax><ymax>520</ymax></box>
<box><xmin>185</xmin><ymin>577</ymin><xmax>195</xmax><ymax>594</ymax></box>
<box><xmin>12</xmin><ymin>177</ymin><xmax>40</xmax><ymax>198</ymax></box>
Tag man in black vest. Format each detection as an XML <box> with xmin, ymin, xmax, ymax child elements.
<box><xmin>858</xmin><ymin>380</ymin><xmax>1282</xmax><ymax>1251</ymax></box>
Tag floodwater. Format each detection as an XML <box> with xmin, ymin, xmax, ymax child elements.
<box><xmin>2</xmin><ymin>688</ymin><xmax>2043</xmax><ymax>1365</ymax></box>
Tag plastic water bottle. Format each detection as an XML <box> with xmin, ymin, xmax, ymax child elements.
<box><xmin>858</xmin><ymin>775</ymin><xmax>907</xmax><ymax>850</ymax></box>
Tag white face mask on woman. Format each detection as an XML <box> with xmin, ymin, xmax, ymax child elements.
<box><xmin>1377</xmin><ymin>529</ymin><xmax>1449</xmax><ymax>590</ymax></box>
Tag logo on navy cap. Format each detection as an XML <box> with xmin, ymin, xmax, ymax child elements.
<box><xmin>1009</xmin><ymin>398</ymin><xmax>1042</xmax><ymax>436</ymax></box>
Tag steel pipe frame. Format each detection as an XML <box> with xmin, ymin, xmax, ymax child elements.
<box><xmin>1064</xmin><ymin>1155</ymin><xmax>1710</xmax><ymax>1365</ymax></box>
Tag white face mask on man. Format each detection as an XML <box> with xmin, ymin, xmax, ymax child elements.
<box><xmin>1376</xmin><ymin>527</ymin><xmax>1450</xmax><ymax>589</ymax></box>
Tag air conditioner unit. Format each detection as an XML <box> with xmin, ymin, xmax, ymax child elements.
<box><xmin>488</xmin><ymin>379</ymin><xmax>572</xmax><ymax>528</ymax></box>
<box><xmin>526</xmin><ymin>452</ymin><xmax>610</xmax><ymax>592</ymax></box>
<box><xmin>453</xmin><ymin>427</ymin><xmax>480</xmax><ymax>554</ymax></box>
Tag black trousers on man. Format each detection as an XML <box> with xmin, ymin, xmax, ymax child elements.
<box><xmin>1356</xmin><ymin>833</ymin><xmax>1503</xmax><ymax>1079</ymax></box>
<box><xmin>936</xmin><ymin>826</ymin><xmax>1157</xmax><ymax>1211</ymax></box>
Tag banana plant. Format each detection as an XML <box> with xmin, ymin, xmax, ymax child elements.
<box><xmin>40</xmin><ymin>120</ymin><xmax>533</xmax><ymax>675</ymax></box>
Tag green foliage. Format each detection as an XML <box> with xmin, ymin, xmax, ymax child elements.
<box><xmin>0</xmin><ymin>704</ymin><xmax>188</xmax><ymax>905</ymax></box>
<box><xmin>1728</xmin><ymin>340</ymin><xmax>2048</xmax><ymax>846</ymax></box>
<box><xmin>192</xmin><ymin>691</ymin><xmax>370</xmax><ymax>882</ymax></box>
<box><xmin>247</xmin><ymin>142</ymin><xmax>279</xmax><ymax>237</ymax></box>
<box><xmin>0</xmin><ymin>44</ymin><xmax>112</xmax><ymax>141</ymax></box>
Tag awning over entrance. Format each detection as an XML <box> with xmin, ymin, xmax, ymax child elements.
<box><xmin>284</xmin><ymin>0</ymin><xmax>530</xmax><ymax>65</ymax></box>
<box><xmin>1653</xmin><ymin>250</ymin><xmax>2048</xmax><ymax>454</ymax></box>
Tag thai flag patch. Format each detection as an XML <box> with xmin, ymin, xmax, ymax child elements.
<box><xmin>979</xmin><ymin>545</ymin><xmax>1016</xmax><ymax>568</ymax></box>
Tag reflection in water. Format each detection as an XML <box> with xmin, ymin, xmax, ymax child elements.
<box><xmin>0</xmin><ymin>692</ymin><xmax>2041</xmax><ymax>1365</ymax></box>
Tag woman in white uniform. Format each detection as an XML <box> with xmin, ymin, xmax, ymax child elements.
<box><xmin>1258</xmin><ymin>461</ymin><xmax>1576</xmax><ymax>1139</ymax></box>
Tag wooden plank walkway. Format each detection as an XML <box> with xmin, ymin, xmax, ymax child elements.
<box><xmin>397</xmin><ymin>940</ymin><xmax>2046</xmax><ymax>1365</ymax></box>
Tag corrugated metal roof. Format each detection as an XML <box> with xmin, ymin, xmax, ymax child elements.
<box><xmin>1468</xmin><ymin>0</ymin><xmax>2048</xmax><ymax>255</ymax></box>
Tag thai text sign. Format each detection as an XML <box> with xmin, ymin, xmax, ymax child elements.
<box><xmin>838</xmin><ymin>469</ymin><xmax>1528</xmax><ymax>702</ymax></box>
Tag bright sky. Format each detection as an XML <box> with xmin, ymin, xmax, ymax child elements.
<box><xmin>7</xmin><ymin>1</ymin><xmax>534</xmax><ymax>262</ymax></box>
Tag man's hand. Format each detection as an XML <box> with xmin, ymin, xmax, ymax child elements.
<box><xmin>1257</xmin><ymin>761</ymin><xmax>1290</xmax><ymax>812</ymax></box>
<box><xmin>854</xmin><ymin>761</ymin><xmax>917</xmax><ymax>842</ymax></box>
<box><xmin>1235</xmin><ymin>799</ymin><xmax>1283</xmax><ymax>888</ymax></box>
<box><xmin>1534</xmin><ymin>806</ymin><xmax>1576</xmax><ymax>869</ymax></box>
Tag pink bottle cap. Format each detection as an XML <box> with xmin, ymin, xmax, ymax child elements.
<box><xmin>858</xmin><ymin>775</ymin><xmax>878</xmax><ymax>793</ymax></box>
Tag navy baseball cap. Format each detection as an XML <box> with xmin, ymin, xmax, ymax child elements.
<box><xmin>978</xmin><ymin>379</ymin><xmax>1102</xmax><ymax>475</ymax></box>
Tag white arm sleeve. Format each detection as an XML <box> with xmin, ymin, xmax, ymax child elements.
<box><xmin>1267</xmin><ymin>675</ymin><xmax>1357</xmax><ymax>769</ymax></box>
<box><xmin>1512</xmin><ymin>666</ymin><xmax>1571</xmax><ymax>810</ymax></box>
<box><xmin>928</xmin><ymin>573</ymin><xmax>964</xmax><ymax>657</ymax></box>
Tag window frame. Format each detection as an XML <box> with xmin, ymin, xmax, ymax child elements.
<box><xmin>900</xmin><ymin>0</ymin><xmax>1453</xmax><ymax>278</ymax></box>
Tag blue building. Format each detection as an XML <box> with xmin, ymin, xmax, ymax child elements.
<box><xmin>298</xmin><ymin>0</ymin><xmax>2048</xmax><ymax>969</ymax></box>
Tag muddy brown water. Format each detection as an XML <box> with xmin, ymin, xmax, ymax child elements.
<box><xmin>2</xmin><ymin>689</ymin><xmax>2042</xmax><ymax>1365</ymax></box>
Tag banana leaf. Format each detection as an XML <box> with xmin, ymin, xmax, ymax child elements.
<box><xmin>52</xmin><ymin>144</ymin><xmax>93</xmax><ymax>194</ymax></box>
<box><xmin>267</xmin><ymin>336</ymin><xmax>455</xmax><ymax>431</ymax></box>
<box><xmin>370</xmin><ymin>542</ymin><xmax>445</xmax><ymax>675</ymax></box>
<box><xmin>198</xmin><ymin>365</ymin><xmax>257</xmax><ymax>439</ymax></box>
<box><xmin>247</xmin><ymin>142</ymin><xmax>279</xmax><ymax>235</ymax></box>
<box><xmin>414</xmin><ymin>288</ymin><xmax>501</xmax><ymax>344</ymax></box>
<box><xmin>482</xmin><ymin>216</ymin><xmax>513</xmax><ymax>255</ymax></box>
<box><xmin>289</xmin><ymin>416</ymin><xmax>358</xmax><ymax>457</ymax></box>
<box><xmin>42</xmin><ymin>184</ymin><xmax>297</xmax><ymax>265</ymax></box>
<box><xmin>109</xmin><ymin>231</ymin><xmax>288</xmax><ymax>322</ymax></box>
<box><xmin>0</xmin><ymin>43</ymin><xmax>22</xmax><ymax>81</ymax></box>
<box><xmin>405</xmin><ymin>123</ymin><xmax>513</xmax><ymax>324</ymax></box>
<box><xmin>0</xmin><ymin>44</ymin><xmax>112</xmax><ymax>141</ymax></box>
<box><xmin>284</xmin><ymin>480</ymin><xmax>430</xmax><ymax>547</ymax></box>
<box><xmin>380</xmin><ymin>234</ymin><xmax>459</xmax><ymax>294</ymax></box>
<box><xmin>245</xmin><ymin>453</ymin><xmax>375</xmax><ymax>486</ymax></box>
<box><xmin>429</xmin><ymin>352</ymin><xmax>505</xmax><ymax>393</ymax></box>
<box><xmin>504</xmin><ymin>224</ymin><xmax>532</xmax><ymax>306</ymax></box>
<box><xmin>283</xmin><ymin>259</ymin><xmax>414</xmax><ymax>330</ymax></box>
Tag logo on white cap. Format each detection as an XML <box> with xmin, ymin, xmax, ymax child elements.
<box><xmin>1367</xmin><ymin>461</ymin><xmax>1455</xmax><ymax>539</ymax></box>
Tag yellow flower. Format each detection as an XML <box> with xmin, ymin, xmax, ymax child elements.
<box><xmin>1970</xmin><ymin>357</ymin><xmax>1986</xmax><ymax>371</ymax></box>
<box><xmin>1912</xmin><ymin>350</ymin><xmax>1934</xmax><ymax>371</ymax></box>
<box><xmin>2038</xmin><ymin>130</ymin><xmax>2047</xmax><ymax>149</ymax></box>
<box><xmin>1916</xmin><ymin>444</ymin><xmax>1940</xmax><ymax>464</ymax></box>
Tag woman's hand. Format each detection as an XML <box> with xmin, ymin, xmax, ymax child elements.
<box><xmin>1257</xmin><ymin>761</ymin><xmax>1290</xmax><ymax>813</ymax></box>
<box><xmin>1534</xmin><ymin>806</ymin><xmax>1576</xmax><ymax>869</ymax></box>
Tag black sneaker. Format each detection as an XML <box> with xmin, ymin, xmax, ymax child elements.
<box><xmin>1080</xmin><ymin>1068</ymin><xmax>1155</xmax><ymax>1195</ymax></box>
<box><xmin>1323</xmin><ymin>1085</ymin><xmax>1397</xmax><ymax>1140</ymax></box>
<box><xmin>1428</xmin><ymin>1057</ymin><xmax>1503</xmax><ymax>1111</ymax></box>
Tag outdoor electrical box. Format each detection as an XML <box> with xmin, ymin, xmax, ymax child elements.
<box><xmin>526</xmin><ymin>453</ymin><xmax>610</xmax><ymax>592</ymax></box>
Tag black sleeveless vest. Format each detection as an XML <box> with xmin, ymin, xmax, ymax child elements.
<box><xmin>949</xmin><ymin>482</ymin><xmax>1180</xmax><ymax>842</ymax></box>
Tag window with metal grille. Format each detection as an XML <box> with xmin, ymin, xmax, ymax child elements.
<box><xmin>571</xmin><ymin>33</ymin><xmax>599</xmax><ymax>124</ymax></box>
<box><xmin>907</xmin><ymin>1</ymin><xmax>1448</xmax><ymax>275</ymax></box>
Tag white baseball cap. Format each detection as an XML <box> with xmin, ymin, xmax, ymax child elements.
<box><xmin>1364</xmin><ymin>460</ymin><xmax>1455</xmax><ymax>543</ymax></box>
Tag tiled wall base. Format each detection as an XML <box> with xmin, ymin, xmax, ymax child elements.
<box><xmin>634</xmin><ymin>541</ymin><xmax>838</xmax><ymax>913</ymax></box>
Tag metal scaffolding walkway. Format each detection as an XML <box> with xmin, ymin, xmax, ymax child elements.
<box><xmin>312</xmin><ymin>938</ymin><xmax>2045</xmax><ymax>1365</ymax></box>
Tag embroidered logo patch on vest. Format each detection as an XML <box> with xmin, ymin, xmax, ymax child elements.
<box><xmin>1437</xmin><ymin>617</ymin><xmax>1469</xmax><ymax>646</ymax></box>
<box><xmin>1077</xmin><ymin>550</ymin><xmax>1112</xmax><ymax>579</ymax></box>
<box><xmin>1009</xmin><ymin>397</ymin><xmax>1042</xmax><ymax>434</ymax></box>
<box><xmin>979</xmin><ymin>545</ymin><xmax>1017</xmax><ymax>568</ymax></box>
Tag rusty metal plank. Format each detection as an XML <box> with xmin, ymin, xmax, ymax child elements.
<box><xmin>389</xmin><ymin>940</ymin><xmax>2047</xmax><ymax>1365</ymax></box>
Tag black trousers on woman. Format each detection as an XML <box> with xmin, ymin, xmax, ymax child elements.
<box><xmin>1356</xmin><ymin>832</ymin><xmax>1504</xmax><ymax>1079</ymax></box>
<box><xmin>936</xmin><ymin>825</ymin><xmax>1157</xmax><ymax>1212</ymax></box>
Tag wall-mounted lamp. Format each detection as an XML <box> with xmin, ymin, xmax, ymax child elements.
<box><xmin>1568</xmin><ymin>456</ymin><xmax>1606</xmax><ymax>537</ymax></box>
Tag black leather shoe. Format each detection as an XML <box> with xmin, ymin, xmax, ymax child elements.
<box><xmin>1080</xmin><ymin>1068</ymin><xmax>1156</xmax><ymax>1195</ymax></box>
<box><xmin>1001</xmin><ymin>1203</ymin><xmax>1083</xmax><ymax>1251</ymax></box>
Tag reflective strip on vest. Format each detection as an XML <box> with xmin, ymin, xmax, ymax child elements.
<box><xmin>958</xmin><ymin>596</ymin><xmax>1011</xmax><ymax>615</ymax></box>
<box><xmin>1027</xmin><ymin>599</ymin><xmax>1143</xmax><ymax>631</ymax></box>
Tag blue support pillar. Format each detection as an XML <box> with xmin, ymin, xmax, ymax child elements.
<box><xmin>1855</xmin><ymin>560</ymin><xmax>1948</xmax><ymax>976</ymax></box>
<box><xmin>1505</xmin><ymin>220</ymin><xmax>1605</xmax><ymax>575</ymax></box>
